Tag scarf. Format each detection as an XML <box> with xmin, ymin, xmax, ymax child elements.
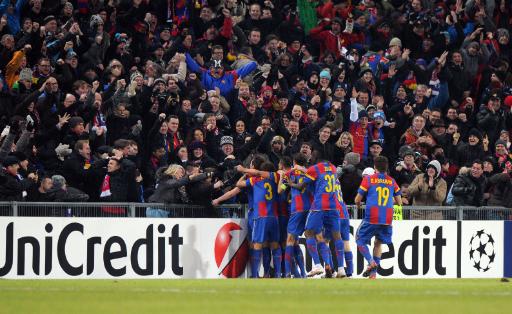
<box><xmin>100</xmin><ymin>174</ymin><xmax>112</xmax><ymax>198</ymax></box>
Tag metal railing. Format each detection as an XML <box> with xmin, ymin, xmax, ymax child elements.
<box><xmin>0</xmin><ymin>202</ymin><xmax>511</xmax><ymax>220</ymax></box>
<box><xmin>0</xmin><ymin>202</ymin><xmax>246</xmax><ymax>218</ymax></box>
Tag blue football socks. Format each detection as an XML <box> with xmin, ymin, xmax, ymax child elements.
<box><xmin>262</xmin><ymin>247</ymin><xmax>271</xmax><ymax>276</ymax></box>
<box><xmin>294</xmin><ymin>245</ymin><xmax>306</xmax><ymax>277</ymax></box>
<box><xmin>344</xmin><ymin>251</ymin><xmax>354</xmax><ymax>276</ymax></box>
<box><xmin>251</xmin><ymin>249</ymin><xmax>261</xmax><ymax>278</ymax></box>
<box><xmin>272</xmin><ymin>248</ymin><xmax>282</xmax><ymax>278</ymax></box>
<box><xmin>306</xmin><ymin>238</ymin><xmax>321</xmax><ymax>265</ymax></box>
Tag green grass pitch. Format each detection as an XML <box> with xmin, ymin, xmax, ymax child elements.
<box><xmin>0</xmin><ymin>279</ymin><xmax>510</xmax><ymax>313</ymax></box>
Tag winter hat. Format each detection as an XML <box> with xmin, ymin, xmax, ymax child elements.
<box><xmin>399</xmin><ymin>145</ymin><xmax>415</xmax><ymax>158</ymax></box>
<box><xmin>260</xmin><ymin>85</ymin><xmax>273</xmax><ymax>94</ymax></box>
<box><xmin>344</xmin><ymin>152</ymin><xmax>360</xmax><ymax>166</ymax></box>
<box><xmin>90</xmin><ymin>14</ymin><xmax>103</xmax><ymax>29</ymax></box>
<box><xmin>467</xmin><ymin>41</ymin><xmax>480</xmax><ymax>50</ymax></box>
<box><xmin>130</xmin><ymin>71</ymin><xmax>143</xmax><ymax>83</ymax></box>
<box><xmin>333</xmin><ymin>82</ymin><xmax>347</xmax><ymax>91</ymax></box>
<box><xmin>9</xmin><ymin>151</ymin><xmax>27</xmax><ymax>162</ymax></box>
<box><xmin>153</xmin><ymin>77</ymin><xmax>166</xmax><ymax>86</ymax></box>
<box><xmin>220</xmin><ymin>136</ymin><xmax>234</xmax><ymax>146</ymax></box>
<box><xmin>43</xmin><ymin>15</ymin><xmax>57</xmax><ymax>25</ymax></box>
<box><xmin>369</xmin><ymin>140</ymin><xmax>383</xmax><ymax>148</ymax></box>
<box><xmin>389</xmin><ymin>37</ymin><xmax>402</xmax><ymax>48</ymax></box>
<box><xmin>66</xmin><ymin>50</ymin><xmax>78</xmax><ymax>59</ymax></box>
<box><xmin>188</xmin><ymin>141</ymin><xmax>205</xmax><ymax>150</ymax></box>
<box><xmin>358</xmin><ymin>110</ymin><xmax>368</xmax><ymax>120</ymax></box>
<box><xmin>51</xmin><ymin>175</ymin><xmax>66</xmax><ymax>190</ymax></box>
<box><xmin>359</xmin><ymin>67</ymin><xmax>372</xmax><ymax>77</ymax></box>
<box><xmin>366</xmin><ymin>105</ymin><xmax>377</xmax><ymax>112</ymax></box>
<box><xmin>504</xmin><ymin>95</ymin><xmax>512</xmax><ymax>108</ymax></box>
<box><xmin>68</xmin><ymin>116</ymin><xmax>84</xmax><ymax>129</ymax></box>
<box><xmin>2</xmin><ymin>156</ymin><xmax>19</xmax><ymax>167</ymax></box>
<box><xmin>319</xmin><ymin>70</ymin><xmax>331</xmax><ymax>81</ymax></box>
<box><xmin>19</xmin><ymin>68</ymin><xmax>33</xmax><ymax>82</ymax></box>
<box><xmin>96</xmin><ymin>146</ymin><xmax>113</xmax><ymax>155</ymax></box>
<box><xmin>427</xmin><ymin>160</ymin><xmax>441</xmax><ymax>178</ymax></box>
<box><xmin>495</xmin><ymin>139</ymin><xmax>508</xmax><ymax>147</ymax></box>
<box><xmin>497</xmin><ymin>28</ymin><xmax>510</xmax><ymax>40</ymax></box>
<box><xmin>362</xmin><ymin>167</ymin><xmax>375</xmax><ymax>176</ymax></box>
<box><xmin>373</xmin><ymin>111</ymin><xmax>386</xmax><ymax>121</ymax></box>
<box><xmin>468</xmin><ymin>128</ymin><xmax>483</xmax><ymax>141</ymax></box>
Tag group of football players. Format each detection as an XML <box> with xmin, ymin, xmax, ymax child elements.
<box><xmin>214</xmin><ymin>153</ymin><xmax>402</xmax><ymax>279</ymax></box>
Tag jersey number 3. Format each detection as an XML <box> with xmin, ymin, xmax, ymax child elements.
<box><xmin>264</xmin><ymin>182</ymin><xmax>273</xmax><ymax>200</ymax></box>
<box><xmin>376</xmin><ymin>186</ymin><xmax>390</xmax><ymax>206</ymax></box>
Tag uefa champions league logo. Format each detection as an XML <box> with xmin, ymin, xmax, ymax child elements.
<box><xmin>468</xmin><ymin>230</ymin><xmax>496</xmax><ymax>272</ymax></box>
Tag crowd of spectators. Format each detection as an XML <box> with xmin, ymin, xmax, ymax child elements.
<box><xmin>0</xmin><ymin>0</ymin><xmax>512</xmax><ymax>216</ymax></box>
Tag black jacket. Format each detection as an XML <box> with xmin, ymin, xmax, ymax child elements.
<box><xmin>94</xmin><ymin>158</ymin><xmax>136</xmax><ymax>202</ymax></box>
<box><xmin>61</xmin><ymin>152</ymin><xmax>94</xmax><ymax>196</ymax></box>
<box><xmin>451</xmin><ymin>173</ymin><xmax>487</xmax><ymax>207</ymax></box>
<box><xmin>0</xmin><ymin>169</ymin><xmax>34</xmax><ymax>201</ymax></box>
<box><xmin>148</xmin><ymin>173</ymin><xmax>207</xmax><ymax>204</ymax></box>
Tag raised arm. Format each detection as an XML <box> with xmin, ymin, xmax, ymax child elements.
<box><xmin>212</xmin><ymin>186</ymin><xmax>242</xmax><ymax>206</ymax></box>
<box><xmin>185</xmin><ymin>52</ymin><xmax>204</xmax><ymax>74</ymax></box>
<box><xmin>235</xmin><ymin>165</ymin><xmax>270</xmax><ymax>178</ymax></box>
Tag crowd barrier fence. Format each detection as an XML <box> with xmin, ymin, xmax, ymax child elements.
<box><xmin>1</xmin><ymin>202</ymin><xmax>511</xmax><ymax>220</ymax></box>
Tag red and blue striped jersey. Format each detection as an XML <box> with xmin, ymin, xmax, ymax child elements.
<box><xmin>286</xmin><ymin>169</ymin><xmax>313</xmax><ymax>214</ymax></box>
<box><xmin>335</xmin><ymin>177</ymin><xmax>350</xmax><ymax>219</ymax></box>
<box><xmin>246</xmin><ymin>172</ymin><xmax>279</xmax><ymax>218</ymax></box>
<box><xmin>303</xmin><ymin>162</ymin><xmax>345</xmax><ymax>211</ymax></box>
<box><xmin>246</xmin><ymin>176</ymin><xmax>254</xmax><ymax>210</ymax></box>
<box><xmin>357</xmin><ymin>173</ymin><xmax>401</xmax><ymax>225</ymax></box>
<box><xmin>277</xmin><ymin>188</ymin><xmax>289</xmax><ymax>217</ymax></box>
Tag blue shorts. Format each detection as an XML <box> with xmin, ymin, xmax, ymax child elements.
<box><xmin>325</xmin><ymin>218</ymin><xmax>350</xmax><ymax>241</ymax></box>
<box><xmin>287</xmin><ymin>211</ymin><xmax>308</xmax><ymax>238</ymax></box>
<box><xmin>339</xmin><ymin>219</ymin><xmax>350</xmax><ymax>241</ymax></box>
<box><xmin>247</xmin><ymin>209</ymin><xmax>254</xmax><ymax>242</ymax></box>
<box><xmin>278</xmin><ymin>216</ymin><xmax>289</xmax><ymax>243</ymax></box>
<box><xmin>252</xmin><ymin>216</ymin><xmax>280</xmax><ymax>244</ymax></box>
<box><xmin>355</xmin><ymin>220</ymin><xmax>393</xmax><ymax>245</ymax></box>
<box><xmin>306</xmin><ymin>210</ymin><xmax>340</xmax><ymax>235</ymax></box>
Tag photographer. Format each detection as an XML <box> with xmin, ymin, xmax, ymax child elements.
<box><xmin>185</xmin><ymin>162</ymin><xmax>223</xmax><ymax>217</ymax></box>
<box><xmin>147</xmin><ymin>163</ymin><xmax>209</xmax><ymax>217</ymax></box>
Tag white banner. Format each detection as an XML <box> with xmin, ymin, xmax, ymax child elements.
<box><xmin>0</xmin><ymin>218</ymin><xmax>248</xmax><ymax>279</ymax></box>
<box><xmin>460</xmin><ymin>221</ymin><xmax>503</xmax><ymax>278</ymax></box>
<box><xmin>0</xmin><ymin>218</ymin><xmax>505</xmax><ymax>279</ymax></box>
<box><xmin>344</xmin><ymin>220</ymin><xmax>459</xmax><ymax>278</ymax></box>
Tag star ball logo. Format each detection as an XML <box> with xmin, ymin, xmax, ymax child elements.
<box><xmin>214</xmin><ymin>222</ymin><xmax>249</xmax><ymax>278</ymax></box>
<box><xmin>468</xmin><ymin>229</ymin><xmax>496</xmax><ymax>272</ymax></box>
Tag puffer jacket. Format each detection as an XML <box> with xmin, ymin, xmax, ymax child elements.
<box><xmin>451</xmin><ymin>173</ymin><xmax>487</xmax><ymax>206</ymax></box>
<box><xmin>148</xmin><ymin>173</ymin><xmax>208</xmax><ymax>204</ymax></box>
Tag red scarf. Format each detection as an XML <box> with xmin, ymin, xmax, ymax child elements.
<box><xmin>100</xmin><ymin>174</ymin><xmax>112</xmax><ymax>198</ymax></box>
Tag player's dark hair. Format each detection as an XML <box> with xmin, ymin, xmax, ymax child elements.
<box><xmin>251</xmin><ymin>154</ymin><xmax>267</xmax><ymax>170</ymax></box>
<box><xmin>374</xmin><ymin>156</ymin><xmax>389</xmax><ymax>173</ymax></box>
<box><xmin>279</xmin><ymin>156</ymin><xmax>292</xmax><ymax>169</ymax></box>
<box><xmin>312</xmin><ymin>150</ymin><xmax>326</xmax><ymax>164</ymax></box>
<box><xmin>261</xmin><ymin>161</ymin><xmax>275</xmax><ymax>172</ymax></box>
<box><xmin>293</xmin><ymin>153</ymin><xmax>308</xmax><ymax>166</ymax></box>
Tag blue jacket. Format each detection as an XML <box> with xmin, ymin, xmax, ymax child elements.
<box><xmin>185</xmin><ymin>53</ymin><xmax>257</xmax><ymax>97</ymax></box>
<box><xmin>0</xmin><ymin>0</ymin><xmax>27</xmax><ymax>35</ymax></box>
